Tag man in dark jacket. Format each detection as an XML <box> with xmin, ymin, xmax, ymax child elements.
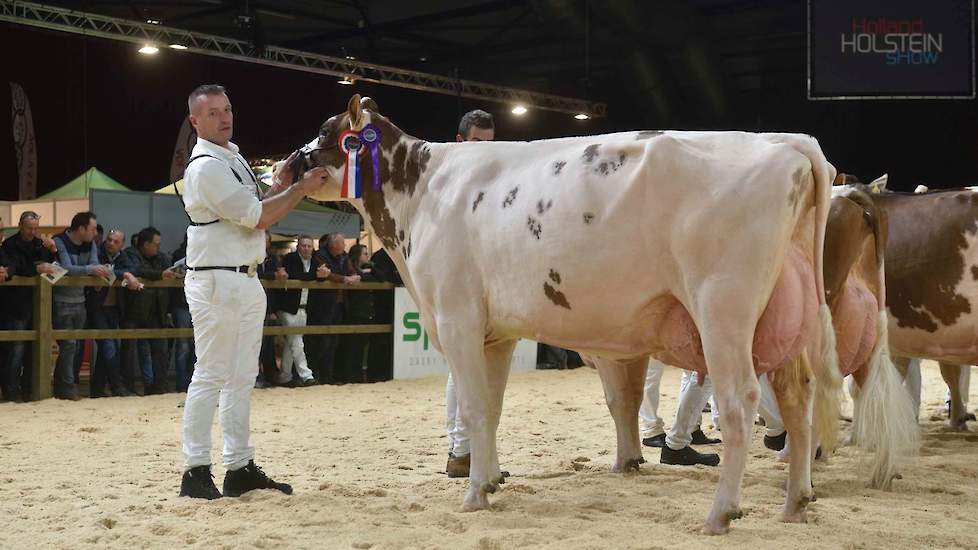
<box><xmin>307</xmin><ymin>233</ymin><xmax>357</xmax><ymax>384</ymax></box>
<box><xmin>121</xmin><ymin>227</ymin><xmax>177</xmax><ymax>394</ymax></box>
<box><xmin>277</xmin><ymin>235</ymin><xmax>329</xmax><ymax>386</ymax></box>
<box><xmin>256</xmin><ymin>234</ymin><xmax>286</xmax><ymax>388</ymax></box>
<box><xmin>0</xmin><ymin>211</ymin><xmax>57</xmax><ymax>401</ymax></box>
<box><xmin>89</xmin><ymin>228</ymin><xmax>141</xmax><ymax>398</ymax></box>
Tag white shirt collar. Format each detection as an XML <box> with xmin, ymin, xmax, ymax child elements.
<box><xmin>196</xmin><ymin>137</ymin><xmax>240</xmax><ymax>160</ymax></box>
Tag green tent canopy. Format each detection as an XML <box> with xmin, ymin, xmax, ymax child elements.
<box><xmin>39</xmin><ymin>167</ymin><xmax>130</xmax><ymax>200</ymax></box>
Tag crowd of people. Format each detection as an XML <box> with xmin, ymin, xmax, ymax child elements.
<box><xmin>0</xmin><ymin>210</ymin><xmax>399</xmax><ymax>402</ymax></box>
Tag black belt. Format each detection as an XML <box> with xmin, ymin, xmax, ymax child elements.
<box><xmin>189</xmin><ymin>265</ymin><xmax>256</xmax><ymax>275</ymax></box>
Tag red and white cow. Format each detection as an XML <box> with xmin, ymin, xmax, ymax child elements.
<box><xmin>292</xmin><ymin>95</ymin><xmax>840</xmax><ymax>534</ymax></box>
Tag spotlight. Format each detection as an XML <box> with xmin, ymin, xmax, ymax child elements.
<box><xmin>574</xmin><ymin>113</ymin><xmax>590</xmax><ymax>120</ymax></box>
<box><xmin>511</xmin><ymin>105</ymin><xmax>528</xmax><ymax>115</ymax></box>
<box><xmin>169</xmin><ymin>44</ymin><xmax>188</xmax><ymax>50</ymax></box>
<box><xmin>138</xmin><ymin>44</ymin><xmax>159</xmax><ymax>55</ymax></box>
<box><xmin>338</xmin><ymin>76</ymin><xmax>355</xmax><ymax>85</ymax></box>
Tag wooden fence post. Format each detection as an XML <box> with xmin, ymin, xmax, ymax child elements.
<box><xmin>31</xmin><ymin>278</ymin><xmax>53</xmax><ymax>401</ymax></box>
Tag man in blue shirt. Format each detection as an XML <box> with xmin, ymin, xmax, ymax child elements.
<box><xmin>52</xmin><ymin>211</ymin><xmax>110</xmax><ymax>400</ymax></box>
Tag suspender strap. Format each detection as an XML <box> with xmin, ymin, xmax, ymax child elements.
<box><xmin>177</xmin><ymin>153</ymin><xmax>262</xmax><ymax>226</ymax></box>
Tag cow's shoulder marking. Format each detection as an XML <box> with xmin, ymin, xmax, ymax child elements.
<box><xmin>582</xmin><ymin>144</ymin><xmax>601</xmax><ymax>164</ymax></box>
<box><xmin>472</xmin><ymin>191</ymin><xmax>485</xmax><ymax>213</ymax></box>
<box><xmin>553</xmin><ymin>160</ymin><xmax>567</xmax><ymax>176</ymax></box>
<box><xmin>543</xmin><ymin>281</ymin><xmax>571</xmax><ymax>309</ymax></box>
<box><xmin>503</xmin><ymin>186</ymin><xmax>519</xmax><ymax>208</ymax></box>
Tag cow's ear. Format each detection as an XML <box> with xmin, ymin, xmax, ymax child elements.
<box><xmin>360</xmin><ymin>96</ymin><xmax>380</xmax><ymax>115</ymax></box>
<box><xmin>914</xmin><ymin>184</ymin><xmax>929</xmax><ymax>194</ymax></box>
<box><xmin>869</xmin><ymin>173</ymin><xmax>888</xmax><ymax>194</ymax></box>
<box><xmin>347</xmin><ymin>94</ymin><xmax>363</xmax><ymax>128</ymax></box>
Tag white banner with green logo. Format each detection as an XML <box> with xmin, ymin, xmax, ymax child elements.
<box><xmin>393</xmin><ymin>287</ymin><xmax>538</xmax><ymax>379</ymax></box>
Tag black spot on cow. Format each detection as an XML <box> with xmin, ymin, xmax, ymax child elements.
<box><xmin>553</xmin><ymin>160</ymin><xmax>566</xmax><ymax>175</ymax></box>
<box><xmin>472</xmin><ymin>191</ymin><xmax>485</xmax><ymax>212</ymax></box>
<box><xmin>537</xmin><ymin>199</ymin><xmax>553</xmax><ymax>215</ymax></box>
<box><xmin>582</xmin><ymin>144</ymin><xmax>600</xmax><ymax>164</ymax></box>
<box><xmin>549</xmin><ymin>269</ymin><xmax>561</xmax><ymax>284</ymax></box>
<box><xmin>635</xmin><ymin>130</ymin><xmax>664</xmax><ymax>140</ymax></box>
<box><xmin>406</xmin><ymin>238</ymin><xmax>412</xmax><ymax>259</ymax></box>
<box><xmin>398</xmin><ymin>229</ymin><xmax>405</xmax><ymax>242</ymax></box>
<box><xmin>972</xmin><ymin>265</ymin><xmax>978</xmax><ymax>281</ymax></box>
<box><xmin>592</xmin><ymin>151</ymin><xmax>627</xmax><ymax>176</ymax></box>
<box><xmin>543</xmin><ymin>282</ymin><xmax>571</xmax><ymax>309</ymax></box>
<box><xmin>527</xmin><ymin>216</ymin><xmax>542</xmax><ymax>239</ymax></box>
<box><xmin>583</xmin><ymin>213</ymin><xmax>594</xmax><ymax>224</ymax></box>
<box><xmin>503</xmin><ymin>187</ymin><xmax>519</xmax><ymax>208</ymax></box>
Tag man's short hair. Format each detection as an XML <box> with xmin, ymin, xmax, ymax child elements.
<box><xmin>136</xmin><ymin>226</ymin><xmax>161</xmax><ymax>248</ymax></box>
<box><xmin>69</xmin><ymin>211</ymin><xmax>96</xmax><ymax>231</ymax></box>
<box><xmin>188</xmin><ymin>84</ymin><xmax>227</xmax><ymax>112</ymax></box>
<box><xmin>107</xmin><ymin>228</ymin><xmax>124</xmax><ymax>240</ymax></box>
<box><xmin>458</xmin><ymin>109</ymin><xmax>494</xmax><ymax>138</ymax></box>
<box><xmin>19</xmin><ymin>210</ymin><xmax>40</xmax><ymax>224</ymax></box>
<box><xmin>297</xmin><ymin>234</ymin><xmax>314</xmax><ymax>245</ymax></box>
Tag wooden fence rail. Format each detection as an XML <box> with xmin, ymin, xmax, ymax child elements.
<box><xmin>0</xmin><ymin>276</ymin><xmax>394</xmax><ymax>400</ymax></box>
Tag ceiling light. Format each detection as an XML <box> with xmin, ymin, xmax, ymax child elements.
<box><xmin>345</xmin><ymin>55</ymin><xmax>356</xmax><ymax>60</ymax></box>
<box><xmin>574</xmin><ymin>113</ymin><xmax>590</xmax><ymax>120</ymax></box>
<box><xmin>146</xmin><ymin>19</ymin><xmax>161</xmax><ymax>25</ymax></box>
<box><xmin>138</xmin><ymin>44</ymin><xmax>159</xmax><ymax>55</ymax></box>
<box><xmin>511</xmin><ymin>105</ymin><xmax>527</xmax><ymax>115</ymax></box>
<box><xmin>169</xmin><ymin>44</ymin><xmax>188</xmax><ymax>50</ymax></box>
<box><xmin>337</xmin><ymin>76</ymin><xmax>355</xmax><ymax>85</ymax></box>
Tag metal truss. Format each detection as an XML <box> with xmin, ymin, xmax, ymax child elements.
<box><xmin>0</xmin><ymin>1</ymin><xmax>607</xmax><ymax>117</ymax></box>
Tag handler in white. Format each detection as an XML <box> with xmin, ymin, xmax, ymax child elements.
<box><xmin>179</xmin><ymin>84</ymin><xmax>325</xmax><ymax>499</ymax></box>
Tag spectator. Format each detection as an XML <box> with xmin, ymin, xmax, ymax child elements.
<box><xmin>336</xmin><ymin>244</ymin><xmax>379</xmax><ymax>383</ymax></box>
<box><xmin>366</xmin><ymin>248</ymin><xmax>401</xmax><ymax>382</ymax></box>
<box><xmin>276</xmin><ymin>235</ymin><xmax>329</xmax><ymax>387</ymax></box>
<box><xmin>88</xmin><ymin>228</ymin><xmax>140</xmax><ymax>398</ymax></box>
<box><xmin>256</xmin><ymin>233</ymin><xmax>285</xmax><ymax>388</ymax></box>
<box><xmin>308</xmin><ymin>233</ymin><xmax>358</xmax><ymax>384</ymax></box>
<box><xmin>122</xmin><ymin>227</ymin><xmax>177</xmax><ymax>395</ymax></box>
<box><xmin>170</xmin><ymin>235</ymin><xmax>195</xmax><ymax>392</ymax></box>
<box><xmin>52</xmin><ymin>211</ymin><xmax>109</xmax><ymax>400</ymax></box>
<box><xmin>0</xmin><ymin>212</ymin><xmax>56</xmax><ymax>401</ymax></box>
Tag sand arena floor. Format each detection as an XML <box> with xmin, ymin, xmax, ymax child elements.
<box><xmin>0</xmin><ymin>362</ymin><xmax>975</xmax><ymax>549</ymax></box>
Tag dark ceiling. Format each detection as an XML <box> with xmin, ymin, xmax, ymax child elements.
<box><xmin>1</xmin><ymin>1</ymin><xmax>976</xmax><ymax>199</ymax></box>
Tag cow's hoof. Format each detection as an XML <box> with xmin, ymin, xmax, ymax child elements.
<box><xmin>950</xmin><ymin>420</ymin><xmax>970</xmax><ymax>432</ymax></box>
<box><xmin>480</xmin><ymin>481</ymin><xmax>500</xmax><ymax>495</ymax></box>
<box><xmin>611</xmin><ymin>458</ymin><xmax>642</xmax><ymax>473</ymax></box>
<box><xmin>703</xmin><ymin>519</ymin><xmax>731</xmax><ymax>536</ymax></box>
<box><xmin>461</xmin><ymin>491</ymin><xmax>490</xmax><ymax>512</ymax></box>
<box><xmin>780</xmin><ymin>509</ymin><xmax>808</xmax><ymax>524</ymax></box>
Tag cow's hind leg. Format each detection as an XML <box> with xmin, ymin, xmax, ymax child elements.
<box><xmin>940</xmin><ymin>363</ymin><xmax>968</xmax><ymax>431</ymax></box>
<box><xmin>595</xmin><ymin>356</ymin><xmax>649</xmax><ymax>472</ymax></box>
<box><xmin>484</xmin><ymin>339</ymin><xmax>518</xmax><ymax>484</ymax></box>
<box><xmin>772</xmin><ymin>353</ymin><xmax>815</xmax><ymax>523</ymax></box>
<box><xmin>698</xmin><ymin>316</ymin><xmax>761</xmax><ymax>534</ymax></box>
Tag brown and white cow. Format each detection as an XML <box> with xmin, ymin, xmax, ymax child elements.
<box><xmin>823</xmin><ymin>184</ymin><xmax>918</xmax><ymax>487</ymax></box>
<box><xmin>291</xmin><ymin>95</ymin><xmax>840</xmax><ymax>534</ymax></box>
<box><xmin>864</xmin><ymin>176</ymin><xmax>978</xmax><ymax>430</ymax></box>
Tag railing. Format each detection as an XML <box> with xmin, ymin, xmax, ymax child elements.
<box><xmin>0</xmin><ymin>276</ymin><xmax>394</xmax><ymax>401</ymax></box>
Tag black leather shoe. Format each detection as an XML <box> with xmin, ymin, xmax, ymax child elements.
<box><xmin>179</xmin><ymin>465</ymin><xmax>222</xmax><ymax>499</ymax></box>
<box><xmin>223</xmin><ymin>461</ymin><xmax>293</xmax><ymax>497</ymax></box>
<box><xmin>642</xmin><ymin>433</ymin><xmax>666</xmax><ymax>448</ymax></box>
<box><xmin>660</xmin><ymin>445</ymin><xmax>720</xmax><ymax>467</ymax></box>
<box><xmin>764</xmin><ymin>431</ymin><xmax>787</xmax><ymax>451</ymax></box>
<box><xmin>691</xmin><ymin>429</ymin><xmax>721</xmax><ymax>445</ymax></box>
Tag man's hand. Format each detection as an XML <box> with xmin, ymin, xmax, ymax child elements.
<box><xmin>275</xmin><ymin>267</ymin><xmax>289</xmax><ymax>281</ymax></box>
<box><xmin>91</xmin><ymin>265</ymin><xmax>112</xmax><ymax>279</ymax></box>
<box><xmin>40</xmin><ymin>234</ymin><xmax>57</xmax><ymax>253</ymax></box>
<box><xmin>36</xmin><ymin>262</ymin><xmax>56</xmax><ymax>275</ymax></box>
<box><xmin>344</xmin><ymin>274</ymin><xmax>361</xmax><ymax>285</ymax></box>
<box><xmin>123</xmin><ymin>272</ymin><xmax>144</xmax><ymax>291</ymax></box>
<box><xmin>297</xmin><ymin>167</ymin><xmax>327</xmax><ymax>196</ymax></box>
<box><xmin>0</xmin><ymin>266</ymin><xmax>8</xmax><ymax>282</ymax></box>
<box><xmin>316</xmin><ymin>264</ymin><xmax>331</xmax><ymax>279</ymax></box>
<box><xmin>271</xmin><ymin>151</ymin><xmax>300</xmax><ymax>191</ymax></box>
<box><xmin>162</xmin><ymin>269</ymin><xmax>179</xmax><ymax>279</ymax></box>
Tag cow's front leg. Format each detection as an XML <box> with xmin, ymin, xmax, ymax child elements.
<box><xmin>595</xmin><ymin>356</ymin><xmax>648</xmax><ymax>472</ymax></box>
<box><xmin>940</xmin><ymin>363</ymin><xmax>969</xmax><ymax>431</ymax></box>
<box><xmin>484</xmin><ymin>339</ymin><xmax>518</xmax><ymax>485</ymax></box>
<box><xmin>773</xmin><ymin>353</ymin><xmax>815</xmax><ymax>523</ymax></box>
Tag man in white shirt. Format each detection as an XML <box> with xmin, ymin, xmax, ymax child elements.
<box><xmin>179</xmin><ymin>84</ymin><xmax>326</xmax><ymax>499</ymax></box>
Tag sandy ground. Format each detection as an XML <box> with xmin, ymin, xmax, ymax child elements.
<box><xmin>0</xmin><ymin>362</ymin><xmax>976</xmax><ymax>549</ymax></box>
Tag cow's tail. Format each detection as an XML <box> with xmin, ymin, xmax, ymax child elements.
<box><xmin>849</xmin><ymin>213</ymin><xmax>919</xmax><ymax>489</ymax></box>
<box><xmin>797</xmin><ymin>136</ymin><xmax>844</xmax><ymax>457</ymax></box>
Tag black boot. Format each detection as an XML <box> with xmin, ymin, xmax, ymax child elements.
<box><xmin>691</xmin><ymin>428</ymin><xmax>721</xmax><ymax>445</ymax></box>
<box><xmin>223</xmin><ymin>461</ymin><xmax>293</xmax><ymax>497</ymax></box>
<box><xmin>642</xmin><ymin>433</ymin><xmax>666</xmax><ymax>448</ymax></box>
<box><xmin>764</xmin><ymin>431</ymin><xmax>787</xmax><ymax>451</ymax></box>
<box><xmin>660</xmin><ymin>445</ymin><xmax>720</xmax><ymax>467</ymax></box>
<box><xmin>179</xmin><ymin>465</ymin><xmax>222</xmax><ymax>499</ymax></box>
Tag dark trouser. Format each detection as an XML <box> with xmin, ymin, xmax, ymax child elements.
<box><xmin>337</xmin><ymin>333</ymin><xmax>368</xmax><ymax>383</ymax></box>
<box><xmin>4</xmin><ymin>317</ymin><xmax>31</xmax><ymax>399</ymax></box>
<box><xmin>259</xmin><ymin>315</ymin><xmax>279</xmax><ymax>382</ymax></box>
<box><xmin>171</xmin><ymin>306</ymin><xmax>194</xmax><ymax>392</ymax></box>
<box><xmin>307</xmin><ymin>301</ymin><xmax>344</xmax><ymax>383</ymax></box>
<box><xmin>91</xmin><ymin>306</ymin><xmax>124</xmax><ymax>395</ymax></box>
<box><xmin>53</xmin><ymin>302</ymin><xmax>87</xmax><ymax>393</ymax></box>
<box><xmin>121</xmin><ymin>318</ymin><xmax>169</xmax><ymax>392</ymax></box>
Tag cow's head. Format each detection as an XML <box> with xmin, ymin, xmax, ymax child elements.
<box><xmin>285</xmin><ymin>94</ymin><xmax>393</xmax><ymax>202</ymax></box>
